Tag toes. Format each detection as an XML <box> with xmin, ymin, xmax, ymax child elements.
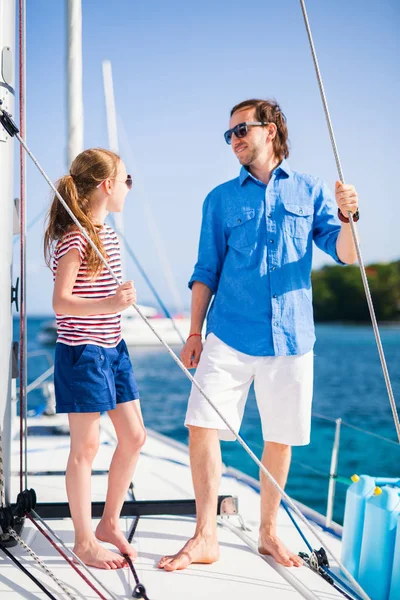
<box><xmin>158</xmin><ymin>556</ymin><xmax>173</xmax><ymax>568</ymax></box>
<box><xmin>291</xmin><ymin>555</ymin><xmax>303</xmax><ymax>568</ymax></box>
<box><xmin>277</xmin><ymin>556</ymin><xmax>293</xmax><ymax>567</ymax></box>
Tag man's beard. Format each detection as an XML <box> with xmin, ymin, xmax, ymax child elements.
<box><xmin>237</xmin><ymin>144</ymin><xmax>261</xmax><ymax>166</ymax></box>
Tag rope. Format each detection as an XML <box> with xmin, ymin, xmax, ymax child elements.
<box><xmin>27</xmin><ymin>514</ymin><xmax>109</xmax><ymax>600</ymax></box>
<box><xmin>0</xmin><ymin>544</ymin><xmax>58</xmax><ymax>600</ymax></box>
<box><xmin>0</xmin><ymin>124</ymin><xmax>370</xmax><ymax>600</ymax></box>
<box><xmin>30</xmin><ymin>510</ymin><xmax>121</xmax><ymax>600</ymax></box>
<box><xmin>283</xmin><ymin>501</ymin><xmax>363</xmax><ymax>599</ymax></box>
<box><xmin>7</xmin><ymin>527</ymin><xmax>78</xmax><ymax>600</ymax></box>
<box><xmin>127</xmin><ymin>516</ymin><xmax>140</xmax><ymax>544</ymax></box>
<box><xmin>124</xmin><ymin>516</ymin><xmax>150</xmax><ymax>599</ymax></box>
<box><xmin>299</xmin><ymin>0</ymin><xmax>400</xmax><ymax>443</ymax></box>
<box><xmin>125</xmin><ymin>554</ymin><xmax>150</xmax><ymax>600</ymax></box>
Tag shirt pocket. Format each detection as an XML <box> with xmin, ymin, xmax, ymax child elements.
<box><xmin>226</xmin><ymin>208</ymin><xmax>256</xmax><ymax>251</ymax></box>
<box><xmin>282</xmin><ymin>203</ymin><xmax>314</xmax><ymax>239</ymax></box>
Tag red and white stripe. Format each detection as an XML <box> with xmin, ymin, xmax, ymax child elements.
<box><xmin>53</xmin><ymin>225</ymin><xmax>122</xmax><ymax>347</ymax></box>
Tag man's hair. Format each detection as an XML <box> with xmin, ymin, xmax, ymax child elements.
<box><xmin>230</xmin><ymin>99</ymin><xmax>289</xmax><ymax>161</ymax></box>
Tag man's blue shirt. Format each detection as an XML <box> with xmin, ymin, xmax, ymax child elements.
<box><xmin>189</xmin><ymin>160</ymin><xmax>344</xmax><ymax>356</ymax></box>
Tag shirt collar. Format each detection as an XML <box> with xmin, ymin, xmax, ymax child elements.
<box><xmin>239</xmin><ymin>158</ymin><xmax>291</xmax><ymax>186</ymax></box>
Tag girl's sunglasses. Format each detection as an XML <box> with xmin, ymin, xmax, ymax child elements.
<box><xmin>96</xmin><ymin>174</ymin><xmax>133</xmax><ymax>190</ymax></box>
<box><xmin>224</xmin><ymin>121</ymin><xmax>267</xmax><ymax>145</ymax></box>
<box><xmin>117</xmin><ymin>175</ymin><xmax>133</xmax><ymax>190</ymax></box>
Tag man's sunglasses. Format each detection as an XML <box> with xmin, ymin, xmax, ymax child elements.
<box><xmin>224</xmin><ymin>121</ymin><xmax>267</xmax><ymax>145</ymax></box>
<box><xmin>96</xmin><ymin>174</ymin><xmax>133</xmax><ymax>190</ymax></box>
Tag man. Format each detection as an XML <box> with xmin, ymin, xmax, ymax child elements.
<box><xmin>158</xmin><ymin>99</ymin><xmax>359</xmax><ymax>571</ymax></box>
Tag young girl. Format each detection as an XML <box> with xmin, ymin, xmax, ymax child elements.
<box><xmin>44</xmin><ymin>148</ymin><xmax>146</xmax><ymax>570</ymax></box>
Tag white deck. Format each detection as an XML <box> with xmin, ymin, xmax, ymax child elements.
<box><xmin>1</xmin><ymin>413</ymin><xmax>345</xmax><ymax>599</ymax></box>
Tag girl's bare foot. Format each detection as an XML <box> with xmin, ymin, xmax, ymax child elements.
<box><xmin>158</xmin><ymin>535</ymin><xmax>220</xmax><ymax>571</ymax></box>
<box><xmin>258</xmin><ymin>531</ymin><xmax>302</xmax><ymax>567</ymax></box>
<box><xmin>96</xmin><ymin>520</ymin><xmax>137</xmax><ymax>559</ymax></box>
<box><xmin>73</xmin><ymin>540</ymin><xmax>128</xmax><ymax>570</ymax></box>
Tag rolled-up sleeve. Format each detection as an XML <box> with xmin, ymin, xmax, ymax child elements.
<box><xmin>188</xmin><ymin>192</ymin><xmax>226</xmax><ymax>293</ymax></box>
<box><xmin>313</xmin><ymin>179</ymin><xmax>345</xmax><ymax>265</ymax></box>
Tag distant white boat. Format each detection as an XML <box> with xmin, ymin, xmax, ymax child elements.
<box><xmin>37</xmin><ymin>305</ymin><xmax>192</xmax><ymax>347</ymax></box>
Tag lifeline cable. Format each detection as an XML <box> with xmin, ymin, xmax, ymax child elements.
<box><xmin>299</xmin><ymin>0</ymin><xmax>400</xmax><ymax>443</ymax></box>
<box><xmin>0</xmin><ymin>107</ymin><xmax>371</xmax><ymax>600</ymax></box>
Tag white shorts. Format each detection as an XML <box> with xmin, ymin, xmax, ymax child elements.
<box><xmin>185</xmin><ymin>333</ymin><xmax>314</xmax><ymax>446</ymax></box>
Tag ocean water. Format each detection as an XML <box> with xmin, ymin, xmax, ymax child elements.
<box><xmin>17</xmin><ymin>317</ymin><xmax>400</xmax><ymax>525</ymax></box>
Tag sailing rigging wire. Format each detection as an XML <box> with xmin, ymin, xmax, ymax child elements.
<box><xmin>18</xmin><ymin>0</ymin><xmax>28</xmax><ymax>495</ymax></box>
<box><xmin>0</xmin><ymin>124</ymin><xmax>370</xmax><ymax>600</ymax></box>
<box><xmin>108</xmin><ymin>213</ymin><xmax>186</xmax><ymax>345</ymax></box>
<box><xmin>298</xmin><ymin>0</ymin><xmax>400</xmax><ymax>443</ymax></box>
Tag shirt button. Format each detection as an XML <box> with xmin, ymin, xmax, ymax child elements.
<box><xmin>273</xmin><ymin>294</ymin><xmax>277</xmax><ymax>298</ymax></box>
<box><xmin>100</xmin><ymin>354</ymin><xmax>104</xmax><ymax>360</ymax></box>
<box><xmin>271</xmin><ymin>266</ymin><xmax>276</xmax><ymax>271</ymax></box>
<box><xmin>238</xmin><ymin>218</ymin><xmax>242</xmax><ymax>223</ymax></box>
<box><xmin>299</xmin><ymin>209</ymin><xmax>303</xmax><ymax>214</ymax></box>
<box><xmin>274</xmin><ymin>321</ymin><xmax>279</xmax><ymax>327</ymax></box>
<box><xmin>270</xmin><ymin>239</ymin><xmax>274</xmax><ymax>244</ymax></box>
<box><xmin>267</xmin><ymin>213</ymin><xmax>272</xmax><ymax>218</ymax></box>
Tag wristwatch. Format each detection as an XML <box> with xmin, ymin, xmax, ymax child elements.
<box><xmin>338</xmin><ymin>208</ymin><xmax>360</xmax><ymax>223</ymax></box>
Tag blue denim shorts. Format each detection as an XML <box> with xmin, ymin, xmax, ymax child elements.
<box><xmin>54</xmin><ymin>339</ymin><xmax>139</xmax><ymax>413</ymax></box>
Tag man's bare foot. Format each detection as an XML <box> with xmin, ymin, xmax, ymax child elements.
<box><xmin>73</xmin><ymin>540</ymin><xmax>128</xmax><ymax>569</ymax></box>
<box><xmin>158</xmin><ymin>535</ymin><xmax>220</xmax><ymax>571</ymax></box>
<box><xmin>258</xmin><ymin>531</ymin><xmax>302</xmax><ymax>567</ymax></box>
<box><xmin>96</xmin><ymin>520</ymin><xmax>137</xmax><ymax>560</ymax></box>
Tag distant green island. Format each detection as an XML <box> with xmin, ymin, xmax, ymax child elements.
<box><xmin>312</xmin><ymin>260</ymin><xmax>400</xmax><ymax>322</ymax></box>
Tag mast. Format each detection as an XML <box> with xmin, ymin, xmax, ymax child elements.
<box><xmin>0</xmin><ymin>0</ymin><xmax>16</xmax><ymax>504</ymax></box>
<box><xmin>102</xmin><ymin>60</ymin><xmax>126</xmax><ymax>279</ymax></box>
<box><xmin>66</xmin><ymin>0</ymin><xmax>83</xmax><ymax>168</ymax></box>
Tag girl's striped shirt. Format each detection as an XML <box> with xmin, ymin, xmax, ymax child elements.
<box><xmin>53</xmin><ymin>225</ymin><xmax>122</xmax><ymax>347</ymax></box>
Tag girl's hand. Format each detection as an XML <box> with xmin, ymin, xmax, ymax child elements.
<box><xmin>111</xmin><ymin>281</ymin><xmax>137</xmax><ymax>312</ymax></box>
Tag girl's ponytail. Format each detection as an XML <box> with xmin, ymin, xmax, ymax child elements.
<box><xmin>44</xmin><ymin>148</ymin><xmax>120</xmax><ymax>278</ymax></box>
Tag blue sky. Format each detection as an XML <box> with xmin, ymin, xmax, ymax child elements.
<box><xmin>12</xmin><ymin>0</ymin><xmax>400</xmax><ymax>315</ymax></box>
